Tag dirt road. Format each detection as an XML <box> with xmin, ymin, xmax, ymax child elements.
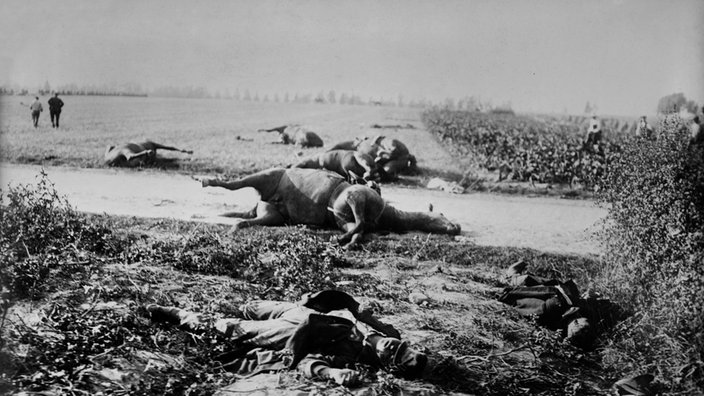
<box><xmin>1</xmin><ymin>163</ymin><xmax>606</xmax><ymax>256</ymax></box>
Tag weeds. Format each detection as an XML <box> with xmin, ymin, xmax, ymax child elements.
<box><xmin>0</xmin><ymin>171</ymin><xmax>120</xmax><ymax>300</ymax></box>
<box><xmin>596</xmin><ymin>114</ymin><xmax>704</xmax><ymax>392</ymax></box>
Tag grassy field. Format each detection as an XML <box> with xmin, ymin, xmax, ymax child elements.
<box><xmin>0</xmin><ymin>95</ymin><xmax>462</xmax><ymax>180</ymax></box>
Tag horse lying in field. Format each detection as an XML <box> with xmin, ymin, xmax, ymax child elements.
<box><xmin>104</xmin><ymin>140</ymin><xmax>193</xmax><ymax>167</ymax></box>
<box><xmin>200</xmin><ymin>168</ymin><xmax>460</xmax><ymax>247</ymax></box>
<box><xmin>258</xmin><ymin>125</ymin><xmax>324</xmax><ymax>147</ymax></box>
<box><xmin>328</xmin><ymin>136</ymin><xmax>417</xmax><ymax>180</ymax></box>
<box><xmin>289</xmin><ymin>149</ymin><xmax>380</xmax><ymax>183</ymax></box>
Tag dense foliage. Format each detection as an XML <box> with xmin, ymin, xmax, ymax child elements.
<box><xmin>0</xmin><ymin>171</ymin><xmax>121</xmax><ymax>299</ymax></box>
<box><xmin>596</xmin><ymin>114</ymin><xmax>704</xmax><ymax>392</ymax></box>
<box><xmin>422</xmin><ymin>109</ymin><xmax>629</xmax><ymax>190</ymax></box>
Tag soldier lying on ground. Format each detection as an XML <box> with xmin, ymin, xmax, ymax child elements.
<box><xmin>146</xmin><ymin>290</ymin><xmax>427</xmax><ymax>387</ymax></box>
<box><xmin>498</xmin><ymin>261</ymin><xmax>622</xmax><ymax>349</ymax></box>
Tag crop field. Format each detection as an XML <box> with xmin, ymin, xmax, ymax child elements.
<box><xmin>0</xmin><ymin>96</ymin><xmax>462</xmax><ymax>180</ymax></box>
<box><xmin>423</xmin><ymin>109</ymin><xmax>633</xmax><ymax>190</ymax></box>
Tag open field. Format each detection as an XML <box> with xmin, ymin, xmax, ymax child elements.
<box><xmin>0</xmin><ymin>96</ymin><xmax>462</xmax><ymax>180</ymax></box>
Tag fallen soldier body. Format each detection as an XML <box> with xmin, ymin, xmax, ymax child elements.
<box><xmin>146</xmin><ymin>290</ymin><xmax>428</xmax><ymax>387</ymax></box>
<box><xmin>498</xmin><ymin>262</ymin><xmax>621</xmax><ymax>349</ymax></box>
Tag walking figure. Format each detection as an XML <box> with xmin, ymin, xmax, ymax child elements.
<box><xmin>29</xmin><ymin>97</ymin><xmax>43</xmax><ymax>128</ymax></box>
<box><xmin>48</xmin><ymin>93</ymin><xmax>64</xmax><ymax>128</ymax></box>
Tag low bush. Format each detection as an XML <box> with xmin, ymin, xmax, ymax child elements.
<box><xmin>596</xmin><ymin>114</ymin><xmax>704</xmax><ymax>392</ymax></box>
<box><xmin>0</xmin><ymin>171</ymin><xmax>119</xmax><ymax>300</ymax></box>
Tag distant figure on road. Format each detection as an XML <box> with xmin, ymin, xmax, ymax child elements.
<box><xmin>634</xmin><ymin>116</ymin><xmax>654</xmax><ymax>140</ymax></box>
<box><xmin>48</xmin><ymin>93</ymin><xmax>64</xmax><ymax>128</ymax></box>
<box><xmin>29</xmin><ymin>97</ymin><xmax>43</xmax><ymax>128</ymax></box>
<box><xmin>104</xmin><ymin>140</ymin><xmax>193</xmax><ymax>167</ymax></box>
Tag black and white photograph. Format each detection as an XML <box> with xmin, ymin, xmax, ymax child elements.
<box><xmin>1</xmin><ymin>0</ymin><xmax>702</xmax><ymax>394</ymax></box>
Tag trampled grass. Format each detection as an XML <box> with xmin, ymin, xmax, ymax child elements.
<box><xmin>0</xmin><ymin>96</ymin><xmax>462</xmax><ymax>179</ymax></box>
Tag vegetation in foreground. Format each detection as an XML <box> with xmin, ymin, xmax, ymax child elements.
<box><xmin>0</xmin><ymin>173</ymin><xmax>642</xmax><ymax>395</ymax></box>
<box><xmin>595</xmin><ymin>114</ymin><xmax>704</xmax><ymax>393</ymax></box>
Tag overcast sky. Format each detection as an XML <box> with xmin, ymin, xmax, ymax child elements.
<box><xmin>1</xmin><ymin>0</ymin><xmax>702</xmax><ymax>116</ymax></box>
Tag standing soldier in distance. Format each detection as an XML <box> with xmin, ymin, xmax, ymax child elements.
<box><xmin>48</xmin><ymin>93</ymin><xmax>64</xmax><ymax>128</ymax></box>
<box><xmin>29</xmin><ymin>96</ymin><xmax>43</xmax><ymax>128</ymax></box>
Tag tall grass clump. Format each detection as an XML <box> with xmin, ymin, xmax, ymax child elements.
<box><xmin>0</xmin><ymin>171</ymin><xmax>117</xmax><ymax>299</ymax></box>
<box><xmin>596</xmin><ymin>114</ymin><xmax>704</xmax><ymax>392</ymax></box>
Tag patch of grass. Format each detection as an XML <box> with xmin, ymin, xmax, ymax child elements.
<box><xmin>360</xmin><ymin>233</ymin><xmax>601</xmax><ymax>288</ymax></box>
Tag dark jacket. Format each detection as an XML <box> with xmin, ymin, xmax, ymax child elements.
<box><xmin>48</xmin><ymin>97</ymin><xmax>64</xmax><ymax>112</ymax></box>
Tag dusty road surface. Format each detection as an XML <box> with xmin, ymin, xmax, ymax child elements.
<box><xmin>1</xmin><ymin>163</ymin><xmax>606</xmax><ymax>255</ymax></box>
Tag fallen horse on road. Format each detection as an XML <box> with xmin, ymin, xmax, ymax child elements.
<box><xmin>258</xmin><ymin>125</ymin><xmax>324</xmax><ymax>147</ymax></box>
<box><xmin>104</xmin><ymin>140</ymin><xmax>193</xmax><ymax>167</ymax></box>
<box><xmin>200</xmin><ymin>168</ymin><xmax>461</xmax><ymax>246</ymax></box>
<box><xmin>289</xmin><ymin>149</ymin><xmax>380</xmax><ymax>183</ymax></box>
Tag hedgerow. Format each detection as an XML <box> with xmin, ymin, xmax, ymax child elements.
<box><xmin>596</xmin><ymin>114</ymin><xmax>704</xmax><ymax>392</ymax></box>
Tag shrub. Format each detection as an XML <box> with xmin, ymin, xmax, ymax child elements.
<box><xmin>596</xmin><ymin>114</ymin><xmax>704</xmax><ymax>391</ymax></box>
<box><xmin>0</xmin><ymin>171</ymin><xmax>116</xmax><ymax>299</ymax></box>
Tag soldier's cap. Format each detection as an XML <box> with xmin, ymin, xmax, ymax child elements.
<box><xmin>381</xmin><ymin>338</ymin><xmax>428</xmax><ymax>379</ymax></box>
<box><xmin>300</xmin><ymin>289</ymin><xmax>360</xmax><ymax>315</ymax></box>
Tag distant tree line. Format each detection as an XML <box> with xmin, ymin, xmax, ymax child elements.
<box><xmin>0</xmin><ymin>81</ymin><xmax>502</xmax><ymax>109</ymax></box>
<box><xmin>656</xmin><ymin>92</ymin><xmax>699</xmax><ymax>115</ymax></box>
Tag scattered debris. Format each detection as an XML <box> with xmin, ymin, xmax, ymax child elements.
<box><xmin>426</xmin><ymin>178</ymin><xmax>464</xmax><ymax>194</ymax></box>
<box><xmin>370</xmin><ymin>123</ymin><xmax>416</xmax><ymax>130</ymax></box>
<box><xmin>614</xmin><ymin>373</ymin><xmax>654</xmax><ymax>396</ymax></box>
<box><xmin>409</xmin><ymin>292</ymin><xmax>430</xmax><ymax>305</ymax></box>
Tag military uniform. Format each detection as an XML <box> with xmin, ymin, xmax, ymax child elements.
<box><xmin>147</xmin><ymin>291</ymin><xmax>426</xmax><ymax>381</ymax></box>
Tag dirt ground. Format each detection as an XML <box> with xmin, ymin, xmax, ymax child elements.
<box><xmin>0</xmin><ymin>163</ymin><xmax>606</xmax><ymax>256</ymax></box>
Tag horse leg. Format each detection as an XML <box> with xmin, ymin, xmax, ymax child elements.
<box><xmin>230</xmin><ymin>201</ymin><xmax>285</xmax><ymax>231</ymax></box>
<box><xmin>220</xmin><ymin>206</ymin><xmax>257</xmax><ymax>219</ymax></box>
<box><xmin>125</xmin><ymin>149</ymin><xmax>153</xmax><ymax>162</ymax></box>
<box><xmin>336</xmin><ymin>199</ymin><xmax>366</xmax><ymax>246</ymax></box>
